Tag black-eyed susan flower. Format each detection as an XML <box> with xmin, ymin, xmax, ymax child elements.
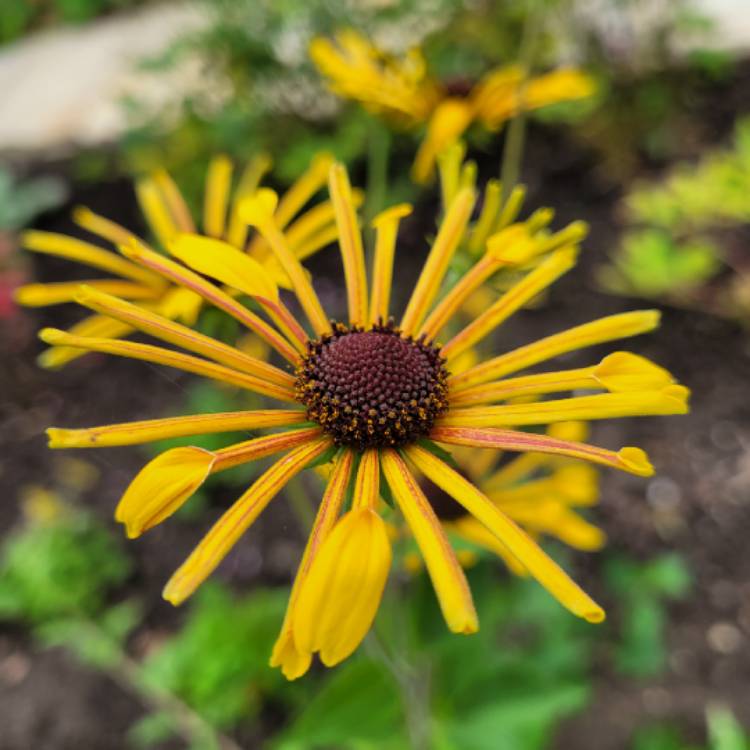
<box><xmin>310</xmin><ymin>30</ymin><xmax>595</xmax><ymax>184</ymax></box>
<box><xmin>15</xmin><ymin>152</ymin><xmax>350</xmax><ymax>368</ymax></box>
<box><xmin>42</xmin><ymin>161</ymin><xmax>687</xmax><ymax>679</ymax></box>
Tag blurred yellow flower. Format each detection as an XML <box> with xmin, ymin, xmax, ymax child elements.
<box><xmin>16</xmin><ymin>152</ymin><xmax>355</xmax><ymax>368</ymax></box>
<box><xmin>42</xmin><ymin>161</ymin><xmax>686</xmax><ymax>679</ymax></box>
<box><xmin>310</xmin><ymin>30</ymin><xmax>595</xmax><ymax>183</ymax></box>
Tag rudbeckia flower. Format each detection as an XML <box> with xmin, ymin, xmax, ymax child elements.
<box><xmin>15</xmin><ymin>152</ymin><xmax>350</xmax><ymax>368</ymax></box>
<box><xmin>42</xmin><ymin>161</ymin><xmax>687</xmax><ymax>679</ymax></box>
<box><xmin>310</xmin><ymin>30</ymin><xmax>595</xmax><ymax>184</ymax></box>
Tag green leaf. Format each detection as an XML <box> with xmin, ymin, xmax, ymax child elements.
<box><xmin>708</xmin><ymin>706</ymin><xmax>750</xmax><ymax>750</ymax></box>
<box><xmin>275</xmin><ymin>658</ymin><xmax>405</xmax><ymax>749</ymax></box>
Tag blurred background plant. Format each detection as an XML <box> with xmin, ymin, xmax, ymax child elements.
<box><xmin>600</xmin><ymin>116</ymin><xmax>750</xmax><ymax>323</ymax></box>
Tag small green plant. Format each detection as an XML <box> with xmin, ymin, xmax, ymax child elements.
<box><xmin>633</xmin><ymin>706</ymin><xmax>750</xmax><ymax>750</ymax></box>
<box><xmin>601</xmin><ymin>117</ymin><xmax>750</xmax><ymax>320</ymax></box>
<box><xmin>604</xmin><ymin>553</ymin><xmax>691</xmax><ymax>678</ymax></box>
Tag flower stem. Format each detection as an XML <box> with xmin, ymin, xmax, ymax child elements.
<box><xmin>500</xmin><ymin>0</ymin><xmax>542</xmax><ymax>205</ymax></box>
<box><xmin>364</xmin><ymin>116</ymin><xmax>391</xmax><ymax>252</ymax></box>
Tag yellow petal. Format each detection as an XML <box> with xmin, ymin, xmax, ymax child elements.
<box><xmin>203</xmin><ymin>155</ymin><xmax>233</xmax><ymax>238</ymax></box>
<box><xmin>152</xmin><ymin>169</ymin><xmax>196</xmax><ymax>234</ymax></box>
<box><xmin>47</xmin><ymin>409</ymin><xmax>307</xmax><ymax>448</ymax></box>
<box><xmin>440</xmin><ymin>385</ymin><xmax>690</xmax><ymax>427</ymax></box>
<box><xmin>169</xmin><ymin>233</ymin><xmax>279</xmax><ymax>302</ymax></box>
<box><xmin>73</xmin><ymin>206</ymin><xmax>138</xmax><ymax>247</ymax></box>
<box><xmin>443</xmin><ymin>247</ymin><xmax>578</xmax><ymax>361</ymax></box>
<box><xmin>592</xmin><ymin>352</ymin><xmax>674</xmax><ymax>392</ymax></box>
<box><xmin>450</xmin><ymin>310</ymin><xmax>662</xmax><ymax>391</ymax></box>
<box><xmin>14</xmin><ymin>280</ymin><xmax>160</xmax><ymax>307</ymax></box>
<box><xmin>241</xmin><ymin>189</ymin><xmax>330</xmax><ymax>337</ymax></box>
<box><xmin>380</xmin><ymin>449</ymin><xmax>478</xmax><ymax>634</ymax></box>
<box><xmin>21</xmin><ymin>230</ymin><xmax>159</xmax><ymax>287</ymax></box>
<box><xmin>411</xmin><ymin>99</ymin><xmax>475</xmax><ymax>185</ymax></box>
<box><xmin>135</xmin><ymin>177</ymin><xmax>179</xmax><ymax>249</ymax></box>
<box><xmin>211</xmin><ymin>427</ymin><xmax>325</xmax><ymax>472</ymax></box>
<box><xmin>39</xmin><ymin>328</ymin><xmax>297</xmax><ymax>402</ymax></box>
<box><xmin>369</xmin><ymin>203</ymin><xmax>413</xmax><ymax>324</ymax></box>
<box><xmin>74</xmin><ymin>285</ymin><xmax>294</xmax><ymax>387</ymax></box>
<box><xmin>163</xmin><ymin>437</ymin><xmax>331</xmax><ymax>605</ymax></box>
<box><xmin>293</xmin><ymin>508</ymin><xmax>391</xmax><ymax>666</ymax></box>
<box><xmin>400</xmin><ymin>187</ymin><xmax>475</xmax><ymax>335</ymax></box>
<box><xmin>226</xmin><ymin>153</ymin><xmax>273</xmax><ymax>248</ymax></box>
<box><xmin>329</xmin><ymin>163</ymin><xmax>368</xmax><ymax>326</ymax></box>
<box><xmin>120</xmin><ymin>240</ymin><xmax>300</xmax><ymax>364</ymax></box>
<box><xmin>116</xmin><ymin>447</ymin><xmax>215</xmax><ymax>538</ymax></box>
<box><xmin>404</xmin><ymin>445</ymin><xmax>605</xmax><ymax>623</ymax></box>
<box><xmin>271</xmin><ymin>449</ymin><xmax>355</xmax><ymax>680</ymax></box>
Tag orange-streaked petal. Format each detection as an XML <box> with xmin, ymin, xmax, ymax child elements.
<box><xmin>74</xmin><ymin>285</ymin><xmax>294</xmax><ymax>387</ymax></box>
<box><xmin>14</xmin><ymin>280</ymin><xmax>160</xmax><ymax>307</ymax></box>
<box><xmin>440</xmin><ymin>385</ymin><xmax>689</xmax><ymax>427</ymax></box>
<box><xmin>47</xmin><ymin>410</ymin><xmax>308</xmax><ymax>448</ymax></box>
<box><xmin>36</xmin><ymin>313</ymin><xmax>135</xmax><ymax>369</ymax></box>
<box><xmin>380</xmin><ymin>449</ymin><xmax>478</xmax><ymax>634</ymax></box>
<box><xmin>450</xmin><ymin>310</ymin><xmax>662</xmax><ymax>391</ymax></box>
<box><xmin>241</xmin><ymin>190</ymin><xmax>330</xmax><ymax>337</ymax></box>
<box><xmin>293</xmin><ymin>507</ymin><xmax>391</xmax><ymax>666</ymax></box>
<box><xmin>211</xmin><ymin>427</ymin><xmax>324</xmax><ymax>472</ymax></box>
<box><xmin>369</xmin><ymin>203</ymin><xmax>413</xmax><ymax>325</ymax></box>
<box><xmin>329</xmin><ymin>163</ymin><xmax>368</xmax><ymax>326</ymax></box>
<box><xmin>404</xmin><ymin>445</ymin><xmax>605</xmax><ymax>623</ymax></box>
<box><xmin>442</xmin><ymin>247</ymin><xmax>578</xmax><ymax>361</ymax></box>
<box><xmin>152</xmin><ymin>168</ymin><xmax>196</xmax><ymax>234</ymax></box>
<box><xmin>163</xmin><ymin>436</ymin><xmax>331</xmax><ymax>605</ymax></box>
<box><xmin>21</xmin><ymin>230</ymin><xmax>160</xmax><ymax>287</ymax></box>
<box><xmin>450</xmin><ymin>352</ymin><xmax>675</xmax><ymax>406</ymax></box>
<box><xmin>400</xmin><ymin>187</ymin><xmax>475</xmax><ymax>335</ymax></box>
<box><xmin>120</xmin><ymin>240</ymin><xmax>300</xmax><ymax>364</ymax></box>
<box><xmin>39</xmin><ymin>328</ymin><xmax>297</xmax><ymax>402</ymax></box>
<box><xmin>352</xmin><ymin>448</ymin><xmax>379</xmax><ymax>510</ymax></box>
<box><xmin>271</xmin><ymin>449</ymin><xmax>355</xmax><ymax>680</ymax></box>
<box><xmin>73</xmin><ymin>206</ymin><xmax>139</xmax><ymax>247</ymax></box>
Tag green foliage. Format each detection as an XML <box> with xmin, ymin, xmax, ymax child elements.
<box><xmin>601</xmin><ymin>229</ymin><xmax>720</xmax><ymax>297</ymax></box>
<box><xmin>0</xmin><ymin>510</ymin><xmax>130</xmax><ymax>623</ymax></box>
<box><xmin>140</xmin><ymin>583</ymin><xmax>294</xmax><ymax>731</ymax></box>
<box><xmin>0</xmin><ymin>168</ymin><xmax>67</xmax><ymax>231</ymax></box>
<box><xmin>605</xmin><ymin>554</ymin><xmax>691</xmax><ymax>678</ymax></box>
<box><xmin>603</xmin><ymin>117</ymin><xmax>750</xmax><ymax>304</ymax></box>
<box><xmin>632</xmin><ymin>706</ymin><xmax>750</xmax><ymax>750</ymax></box>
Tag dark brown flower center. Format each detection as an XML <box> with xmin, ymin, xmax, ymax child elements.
<box><xmin>296</xmin><ymin>321</ymin><xmax>449</xmax><ymax>450</ymax></box>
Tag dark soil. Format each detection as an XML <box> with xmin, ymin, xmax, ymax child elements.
<box><xmin>2</xmin><ymin>64</ymin><xmax>750</xmax><ymax>750</ymax></box>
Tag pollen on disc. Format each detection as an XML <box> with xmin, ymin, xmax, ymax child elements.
<box><xmin>296</xmin><ymin>321</ymin><xmax>449</xmax><ymax>450</ymax></box>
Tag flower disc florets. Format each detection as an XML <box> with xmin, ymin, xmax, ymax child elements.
<box><xmin>296</xmin><ymin>321</ymin><xmax>449</xmax><ymax>450</ymax></box>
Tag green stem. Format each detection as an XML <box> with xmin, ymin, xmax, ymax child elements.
<box><xmin>500</xmin><ymin>0</ymin><xmax>542</xmax><ymax>205</ymax></box>
<box><xmin>285</xmin><ymin>474</ymin><xmax>316</xmax><ymax>533</ymax></box>
<box><xmin>77</xmin><ymin>617</ymin><xmax>241</xmax><ymax>750</ymax></box>
<box><xmin>364</xmin><ymin>117</ymin><xmax>391</xmax><ymax>252</ymax></box>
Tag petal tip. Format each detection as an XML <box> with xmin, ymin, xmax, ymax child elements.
<box><xmin>617</xmin><ymin>447</ymin><xmax>654</xmax><ymax>476</ymax></box>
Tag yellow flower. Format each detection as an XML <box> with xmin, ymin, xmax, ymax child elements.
<box><xmin>310</xmin><ymin>30</ymin><xmax>596</xmax><ymax>183</ymax></box>
<box><xmin>15</xmin><ymin>152</ymin><xmax>354</xmax><ymax>368</ymax></box>
<box><xmin>42</xmin><ymin>161</ymin><xmax>687</xmax><ymax>679</ymax></box>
